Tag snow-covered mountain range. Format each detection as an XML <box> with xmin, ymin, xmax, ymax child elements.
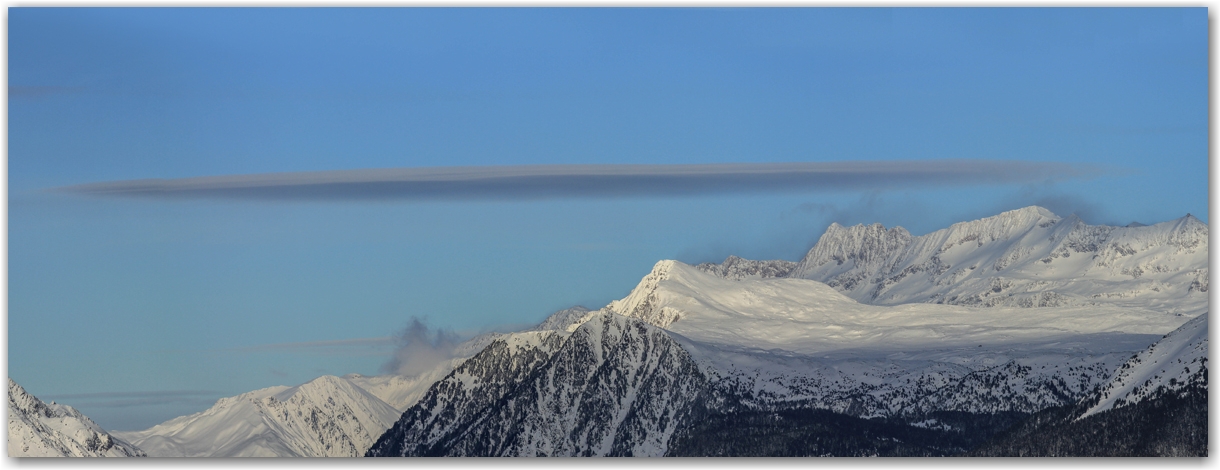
<box><xmin>8</xmin><ymin>379</ymin><xmax>144</xmax><ymax>457</ymax></box>
<box><xmin>23</xmin><ymin>206</ymin><xmax>1203</xmax><ymax>457</ymax></box>
<box><xmin>369</xmin><ymin>206</ymin><xmax>1207</xmax><ymax>457</ymax></box>
<box><xmin>787</xmin><ymin>206</ymin><xmax>1207</xmax><ymax>312</ymax></box>
<box><xmin>111</xmin><ymin>333</ymin><xmax>506</xmax><ymax>457</ymax></box>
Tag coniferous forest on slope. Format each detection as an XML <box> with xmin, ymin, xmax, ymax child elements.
<box><xmin>968</xmin><ymin>382</ymin><xmax>1207</xmax><ymax>457</ymax></box>
<box><xmin>663</xmin><ymin>387</ymin><xmax>1208</xmax><ymax>457</ymax></box>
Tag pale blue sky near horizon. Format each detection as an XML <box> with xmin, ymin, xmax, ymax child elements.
<box><xmin>8</xmin><ymin>8</ymin><xmax>1208</xmax><ymax>431</ymax></box>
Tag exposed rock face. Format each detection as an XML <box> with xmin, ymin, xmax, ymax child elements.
<box><xmin>368</xmin><ymin>313</ymin><xmax>709</xmax><ymax>457</ymax></box>
<box><xmin>8</xmin><ymin>379</ymin><xmax>145</xmax><ymax>457</ymax></box>
<box><xmin>695</xmin><ymin>255</ymin><xmax>797</xmax><ymax>280</ymax></box>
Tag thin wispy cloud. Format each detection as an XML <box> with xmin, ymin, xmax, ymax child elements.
<box><xmin>223</xmin><ymin>337</ymin><xmax>396</xmax><ymax>357</ymax></box>
<box><xmin>42</xmin><ymin>390</ymin><xmax>222</xmax><ymax>409</ymax></box>
<box><xmin>53</xmin><ymin>160</ymin><xmax>1101</xmax><ymax>202</ymax></box>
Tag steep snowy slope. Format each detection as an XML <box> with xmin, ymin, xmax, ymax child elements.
<box><xmin>367</xmin><ymin>328</ymin><xmax>570</xmax><ymax>456</ymax></box>
<box><xmin>342</xmin><ymin>373</ymin><xmax>445</xmax><ymax>412</ymax></box>
<box><xmin>8</xmin><ymin>378</ymin><xmax>145</xmax><ymax>457</ymax></box>
<box><xmin>789</xmin><ymin>206</ymin><xmax>1207</xmax><ymax>313</ymax></box>
<box><xmin>1079</xmin><ymin>312</ymin><xmax>1208</xmax><ymax>418</ymax></box>
<box><xmin>368</xmin><ymin>313</ymin><xmax>707</xmax><ymax>457</ymax></box>
<box><xmin>968</xmin><ymin>313</ymin><xmax>1208</xmax><ymax>456</ymax></box>
<box><xmin>114</xmin><ymin>375</ymin><xmax>399</xmax><ymax>457</ymax></box>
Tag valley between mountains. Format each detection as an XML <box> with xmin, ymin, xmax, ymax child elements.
<box><xmin>10</xmin><ymin>206</ymin><xmax>1208</xmax><ymax>457</ymax></box>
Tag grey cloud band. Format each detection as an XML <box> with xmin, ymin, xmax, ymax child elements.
<box><xmin>54</xmin><ymin>160</ymin><xmax>1096</xmax><ymax>201</ymax></box>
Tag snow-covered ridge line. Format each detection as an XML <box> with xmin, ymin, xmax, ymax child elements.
<box><xmin>114</xmin><ymin>375</ymin><xmax>400</xmax><ymax>457</ymax></box>
<box><xmin>607</xmin><ymin>260</ymin><xmax>683</xmax><ymax>327</ymax></box>
<box><xmin>695</xmin><ymin>255</ymin><xmax>796</xmax><ymax>280</ymax></box>
<box><xmin>8</xmin><ymin>378</ymin><xmax>145</xmax><ymax>457</ymax></box>
<box><xmin>787</xmin><ymin>206</ymin><xmax>1206</xmax><ymax>311</ymax></box>
<box><xmin>608</xmin><ymin>259</ymin><xmax>1187</xmax><ymax>355</ymax></box>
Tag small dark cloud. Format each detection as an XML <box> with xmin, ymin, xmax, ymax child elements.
<box><xmin>10</xmin><ymin>85</ymin><xmax>85</xmax><ymax>98</ymax></box>
<box><xmin>1025</xmin><ymin>194</ymin><xmax>1110</xmax><ymax>225</ymax></box>
<box><xmin>990</xmin><ymin>183</ymin><xmax>1118</xmax><ymax>226</ymax></box>
<box><xmin>53</xmin><ymin>160</ymin><xmax>1102</xmax><ymax>202</ymax></box>
<box><xmin>794</xmin><ymin>190</ymin><xmax>891</xmax><ymax>225</ymax></box>
<box><xmin>381</xmin><ymin>318</ymin><xmax>462</xmax><ymax>378</ymax></box>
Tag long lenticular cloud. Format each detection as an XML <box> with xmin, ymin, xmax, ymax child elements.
<box><xmin>54</xmin><ymin>160</ymin><xmax>1098</xmax><ymax>201</ymax></box>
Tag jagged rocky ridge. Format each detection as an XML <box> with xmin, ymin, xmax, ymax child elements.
<box><xmin>368</xmin><ymin>313</ymin><xmax>708</xmax><ymax>457</ymax></box>
<box><xmin>787</xmin><ymin>206</ymin><xmax>1208</xmax><ymax>311</ymax></box>
<box><xmin>695</xmin><ymin>255</ymin><xmax>796</xmax><ymax>280</ymax></box>
<box><xmin>702</xmin><ymin>206</ymin><xmax>1208</xmax><ymax>310</ymax></box>
<box><xmin>368</xmin><ymin>207</ymin><xmax>1206</xmax><ymax>457</ymax></box>
<box><xmin>8</xmin><ymin>378</ymin><xmax>145</xmax><ymax>457</ymax></box>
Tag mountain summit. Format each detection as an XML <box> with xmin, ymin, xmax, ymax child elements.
<box><xmin>8</xmin><ymin>379</ymin><xmax>145</xmax><ymax>457</ymax></box>
<box><xmin>115</xmin><ymin>375</ymin><xmax>400</xmax><ymax>457</ymax></box>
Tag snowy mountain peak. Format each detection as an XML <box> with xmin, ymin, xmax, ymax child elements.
<box><xmin>1015</xmin><ymin>205</ymin><xmax>1059</xmax><ymax>220</ymax></box>
<box><xmin>8</xmin><ymin>379</ymin><xmax>145</xmax><ymax>457</ymax></box>
<box><xmin>1169</xmin><ymin>213</ymin><xmax>1208</xmax><ymax>241</ymax></box>
<box><xmin>532</xmin><ymin>306</ymin><xmax>595</xmax><ymax>332</ymax></box>
<box><xmin>823</xmin><ymin>221</ymin><xmax>913</xmax><ymax>245</ymax></box>
<box><xmin>270</xmin><ymin>375</ymin><xmax>387</xmax><ymax>408</ymax></box>
<box><xmin>791</xmin><ymin>221</ymin><xmax>913</xmax><ymax>284</ymax></box>
<box><xmin>367</xmin><ymin>311</ymin><xmax>704</xmax><ymax>457</ymax></box>
<box><xmin>935</xmin><ymin>206</ymin><xmax>1062</xmax><ymax>247</ymax></box>
<box><xmin>606</xmin><ymin>260</ymin><xmax>683</xmax><ymax>327</ymax></box>
<box><xmin>115</xmin><ymin>375</ymin><xmax>400</xmax><ymax>457</ymax></box>
<box><xmin>695</xmin><ymin>255</ymin><xmax>796</xmax><ymax>280</ymax></box>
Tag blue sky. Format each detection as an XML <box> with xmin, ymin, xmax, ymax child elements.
<box><xmin>8</xmin><ymin>8</ymin><xmax>1207</xmax><ymax>431</ymax></box>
